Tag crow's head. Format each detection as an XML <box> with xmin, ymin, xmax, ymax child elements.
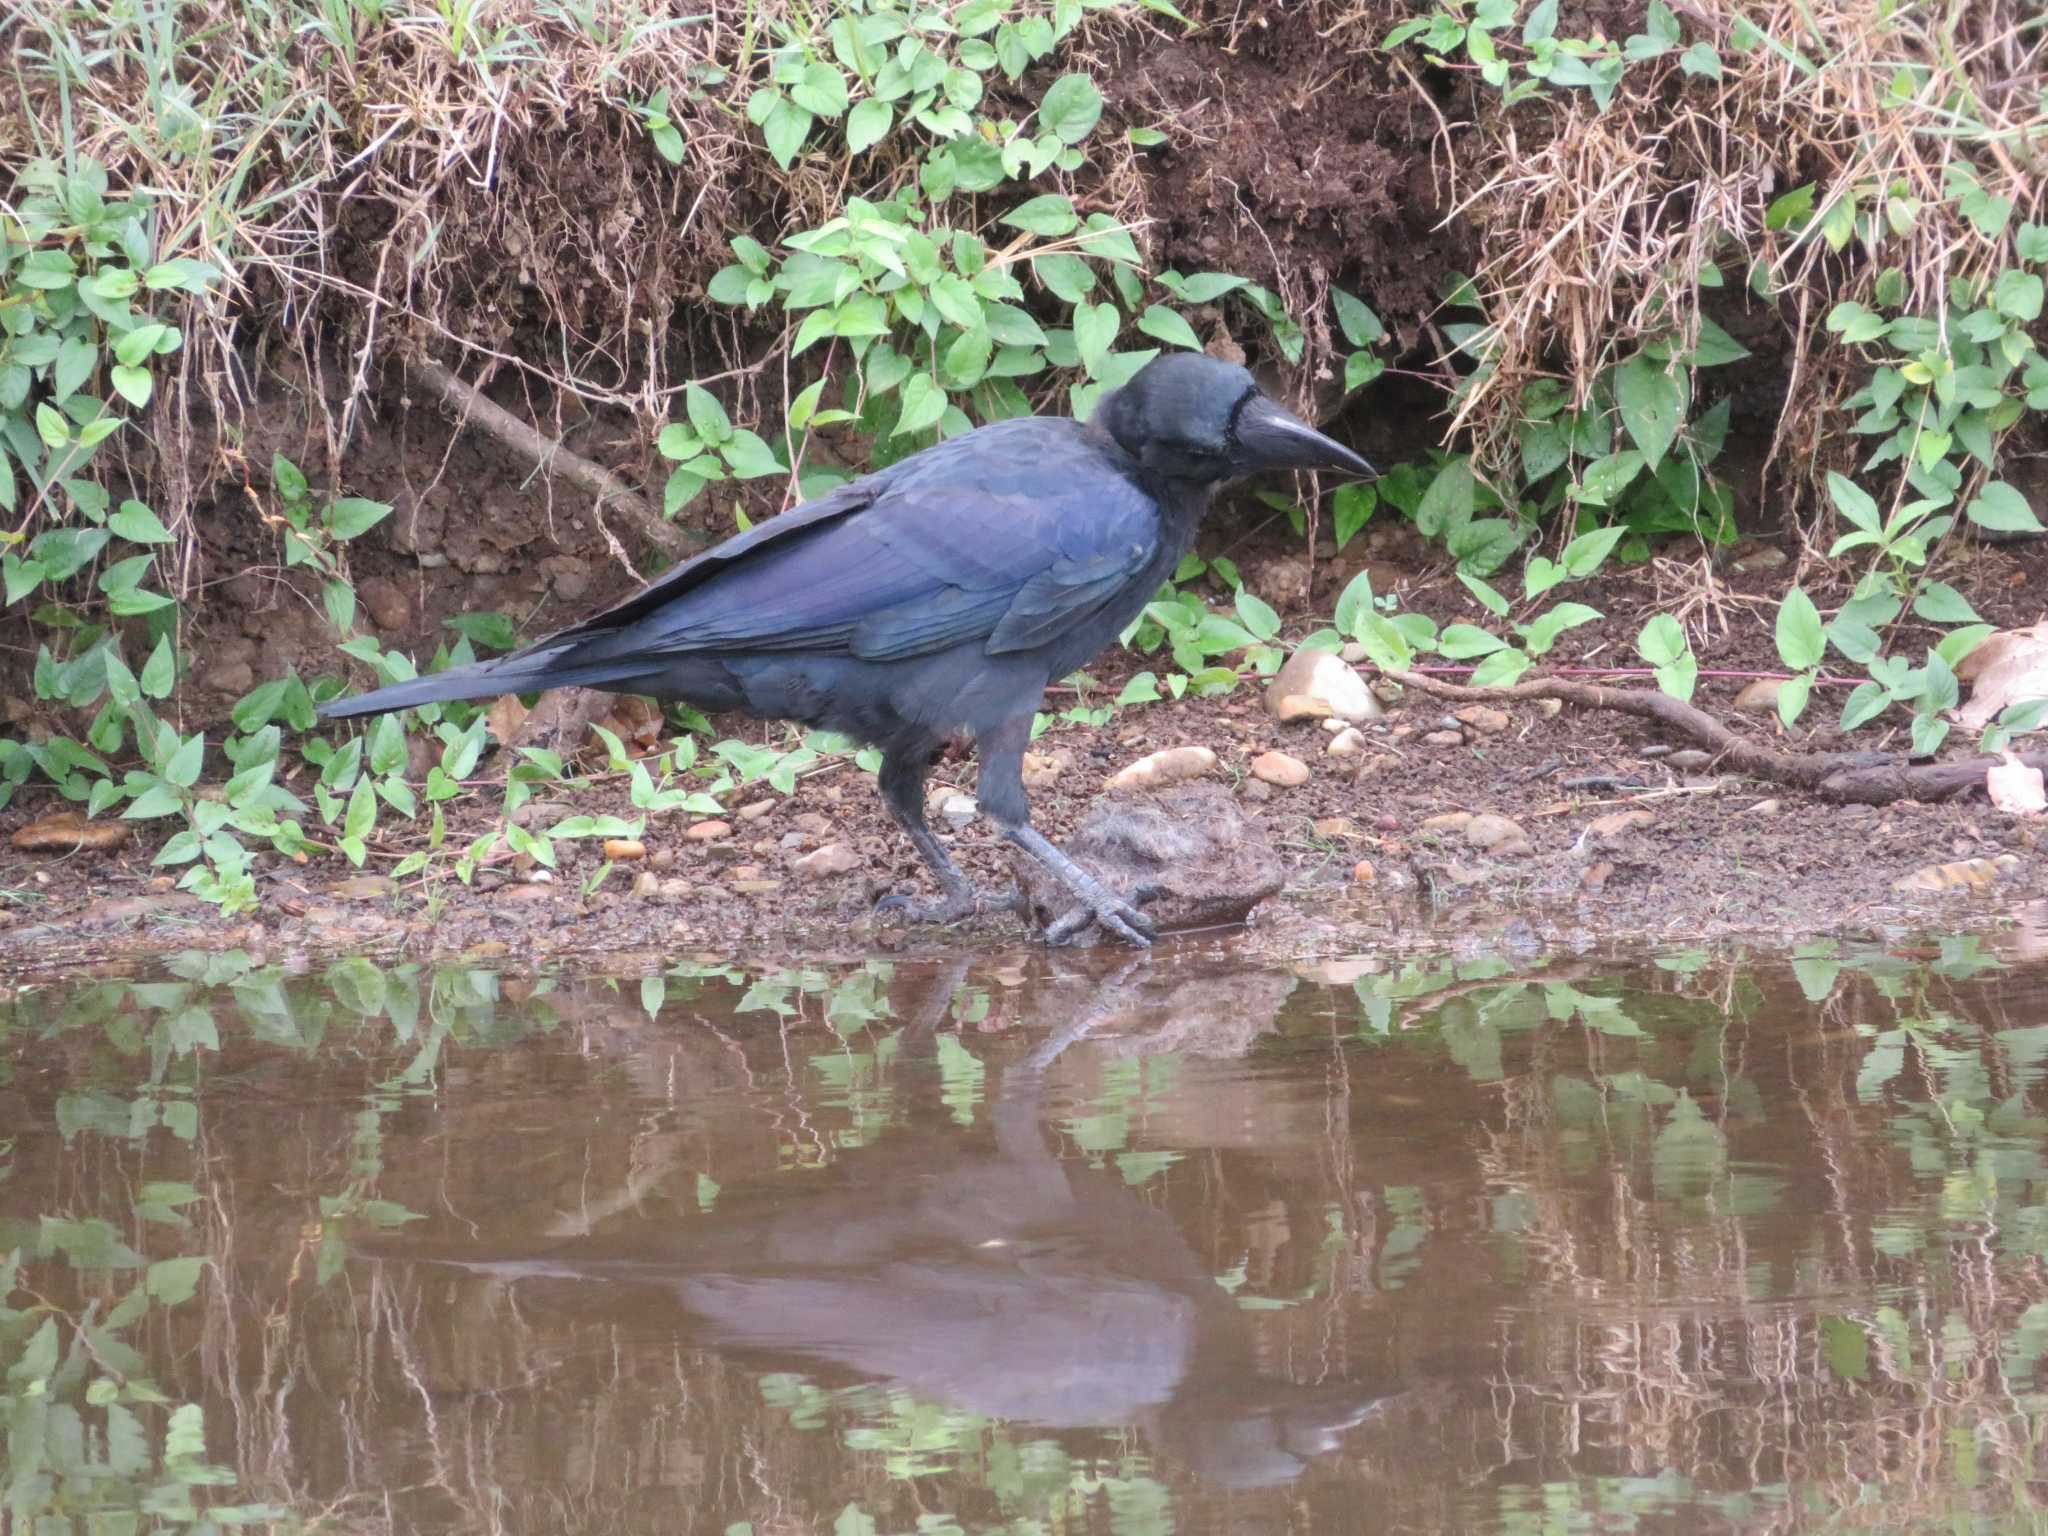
<box><xmin>1095</xmin><ymin>353</ymin><xmax>1376</xmax><ymax>485</ymax></box>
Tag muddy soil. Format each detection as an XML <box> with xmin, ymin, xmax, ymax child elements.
<box><xmin>8</xmin><ymin>535</ymin><xmax>2047</xmax><ymax>980</ymax></box>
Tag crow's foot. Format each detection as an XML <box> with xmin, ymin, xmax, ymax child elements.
<box><xmin>873</xmin><ymin>885</ymin><xmax>1015</xmax><ymax>926</ymax></box>
<box><xmin>1043</xmin><ymin>882</ymin><xmax>1164</xmax><ymax>948</ymax></box>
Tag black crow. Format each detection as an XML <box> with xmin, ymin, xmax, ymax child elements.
<box><xmin>318</xmin><ymin>353</ymin><xmax>1374</xmax><ymax>945</ymax></box>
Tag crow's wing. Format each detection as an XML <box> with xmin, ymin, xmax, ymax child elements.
<box><xmin>559</xmin><ymin>417</ymin><xmax>1162</xmax><ymax>667</ymax></box>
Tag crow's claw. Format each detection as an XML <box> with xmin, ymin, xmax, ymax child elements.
<box><xmin>1044</xmin><ymin>893</ymin><xmax>1158</xmax><ymax>948</ymax></box>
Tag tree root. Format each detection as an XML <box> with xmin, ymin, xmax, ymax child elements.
<box><xmin>411</xmin><ymin>359</ymin><xmax>697</xmax><ymax>567</ymax></box>
<box><xmin>1384</xmin><ymin>669</ymin><xmax>2045</xmax><ymax>806</ymax></box>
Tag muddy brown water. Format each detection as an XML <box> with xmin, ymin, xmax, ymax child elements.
<box><xmin>6</xmin><ymin>932</ymin><xmax>2048</xmax><ymax>1533</ymax></box>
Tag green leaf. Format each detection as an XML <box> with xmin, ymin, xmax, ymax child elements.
<box><xmin>894</xmin><ymin>373</ymin><xmax>947</xmax><ymax>437</ymax></box>
<box><xmin>1637</xmin><ymin>612</ymin><xmax>1687</xmax><ymax>667</ymax></box>
<box><xmin>140</xmin><ymin>635</ymin><xmax>177</xmax><ymax>698</ymax></box>
<box><xmin>1332</xmin><ymin>482</ymin><xmax>1375</xmax><ymax>550</ymax></box>
<box><xmin>1331</xmin><ymin>288</ymin><xmax>1384</xmax><ymax>348</ymax></box>
<box><xmin>1470</xmin><ymin>648</ymin><xmax>1532</xmax><ymax>688</ymax></box>
<box><xmin>1910</xmin><ymin>580</ymin><xmax>1979</xmax><ymax>625</ymax></box>
<box><xmin>1967</xmin><ymin>481</ymin><xmax>2042</xmax><ymax>533</ymax></box>
<box><xmin>1615</xmin><ymin>354</ymin><xmax>1684</xmax><ymax>467</ymax></box>
<box><xmin>686</xmin><ymin>383</ymin><xmax>733</xmax><ymax>445</ymax></box>
<box><xmin>110</xmin><ymin>363</ymin><xmax>152</xmax><ymax>407</ymax></box>
<box><xmin>1994</xmin><ymin>270</ymin><xmax>2044</xmax><ymax>323</ymax></box>
<box><xmin>1235</xmin><ymin>589</ymin><xmax>1280</xmax><ymax>641</ymax></box>
<box><xmin>1003</xmin><ymin>194</ymin><xmax>1080</xmax><ymax>238</ymax></box>
<box><xmin>790</xmin><ymin>61</ymin><xmax>848</xmax><ymax>118</ymax></box>
<box><xmin>326</xmin><ymin>498</ymin><xmax>393</xmax><ymax>539</ymax></box>
<box><xmin>165</xmin><ymin>733</ymin><xmax>205</xmax><ymax>788</ymax></box>
<box><xmin>1827</xmin><ymin>472</ymin><xmax>1881</xmax><ymax>533</ymax></box>
<box><xmin>1575</xmin><ymin>451</ymin><xmax>1644</xmax><ymax>506</ymax></box>
<box><xmin>1775</xmin><ymin>587</ymin><xmax>1825</xmax><ymax>671</ymax></box>
<box><xmin>1137</xmin><ymin>306</ymin><xmax>1201</xmax><ymax>351</ymax></box>
<box><xmin>722</xmin><ymin>429</ymin><xmax>785</xmax><ymax>478</ymax></box>
<box><xmin>1073</xmin><ymin>301</ymin><xmax>1119</xmax><ymax>378</ymax></box>
<box><xmin>1038</xmin><ymin>73</ymin><xmax>1104</xmax><ymax>143</ymax></box>
<box><xmin>110</xmin><ymin>499</ymin><xmax>173</xmax><ymax>543</ymax></box>
<box><xmin>1439</xmin><ymin>623</ymin><xmax>1506</xmax><ymax>659</ymax></box>
<box><xmin>847</xmin><ymin>98</ymin><xmax>893</xmax><ymax>153</ymax></box>
<box><xmin>1415</xmin><ymin>456</ymin><xmax>1476</xmax><ymax>537</ymax></box>
<box><xmin>147</xmin><ymin>1255</ymin><xmax>204</xmax><ymax>1305</ymax></box>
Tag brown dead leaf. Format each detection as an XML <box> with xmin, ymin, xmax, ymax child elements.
<box><xmin>1955</xmin><ymin>622</ymin><xmax>2048</xmax><ymax>730</ymax></box>
<box><xmin>486</xmin><ymin>693</ymin><xmax>530</xmax><ymax>743</ymax></box>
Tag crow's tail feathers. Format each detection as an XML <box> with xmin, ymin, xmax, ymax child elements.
<box><xmin>316</xmin><ymin>645</ymin><xmax>638</xmax><ymax>721</ymax></box>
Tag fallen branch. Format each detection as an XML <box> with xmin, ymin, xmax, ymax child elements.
<box><xmin>1383</xmin><ymin>669</ymin><xmax>2045</xmax><ymax>806</ymax></box>
<box><xmin>412</xmin><ymin>359</ymin><xmax>697</xmax><ymax>566</ymax></box>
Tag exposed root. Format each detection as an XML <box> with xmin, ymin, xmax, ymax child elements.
<box><xmin>410</xmin><ymin>359</ymin><xmax>693</xmax><ymax>567</ymax></box>
<box><xmin>1385</xmin><ymin>669</ymin><xmax>2038</xmax><ymax>806</ymax></box>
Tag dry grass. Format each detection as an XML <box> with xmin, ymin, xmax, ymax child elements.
<box><xmin>1421</xmin><ymin>0</ymin><xmax>2047</xmax><ymax>533</ymax></box>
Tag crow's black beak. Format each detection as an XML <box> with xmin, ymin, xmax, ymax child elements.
<box><xmin>1234</xmin><ymin>395</ymin><xmax>1377</xmax><ymax>478</ymax></box>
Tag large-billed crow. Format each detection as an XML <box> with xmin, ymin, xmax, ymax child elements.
<box><xmin>320</xmin><ymin>353</ymin><xmax>1374</xmax><ymax>944</ymax></box>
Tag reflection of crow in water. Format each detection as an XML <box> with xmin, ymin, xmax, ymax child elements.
<box><xmin>401</xmin><ymin>959</ymin><xmax>1388</xmax><ymax>1489</ymax></box>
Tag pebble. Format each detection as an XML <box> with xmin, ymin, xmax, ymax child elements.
<box><xmin>328</xmin><ymin>875</ymin><xmax>396</xmax><ymax>901</ymax></box>
<box><xmin>650</xmin><ymin>848</ymin><xmax>676</xmax><ymax>871</ymax></box>
<box><xmin>795</xmin><ymin>844</ymin><xmax>861</xmax><ymax>878</ymax></box>
<box><xmin>1022</xmin><ymin>749</ymin><xmax>1073</xmax><ymax>790</ymax></box>
<box><xmin>686</xmin><ymin>820</ymin><xmax>732</xmax><ymax>842</ymax></box>
<box><xmin>1581</xmin><ymin>861</ymin><xmax>1614</xmax><ymax>892</ymax></box>
<box><xmin>1465</xmin><ymin>813</ymin><xmax>1534</xmax><ymax>857</ymax></box>
<box><xmin>1421</xmin><ymin>729</ymin><xmax>1465</xmax><ymax>747</ymax></box>
<box><xmin>732</xmin><ymin>879</ymin><xmax>783</xmax><ymax>896</ymax></box>
<box><xmin>1350</xmin><ymin>859</ymin><xmax>1376</xmax><ymax>884</ymax></box>
<box><xmin>1326</xmin><ymin>728</ymin><xmax>1368</xmax><ymax>757</ymax></box>
<box><xmin>1240</xmin><ymin>778</ymin><xmax>1273</xmax><ymax>803</ymax></box>
<box><xmin>730</xmin><ymin>864</ymin><xmax>761</xmax><ymax>881</ymax></box>
<box><xmin>1732</xmin><ymin>545</ymin><xmax>1789</xmax><ymax>572</ymax></box>
<box><xmin>659</xmin><ymin>877</ymin><xmax>692</xmax><ymax>898</ymax></box>
<box><xmin>1266</xmin><ymin>647</ymin><xmax>1382</xmax><ymax>723</ymax></box>
<box><xmin>1667</xmin><ymin>749</ymin><xmax>1713</xmax><ymax>769</ymax></box>
<box><xmin>1314</xmin><ymin>817</ymin><xmax>1358</xmax><ymax>839</ymax></box>
<box><xmin>1732</xmin><ymin>678</ymin><xmax>1783</xmax><ymax>714</ymax></box>
<box><xmin>1535</xmin><ymin>699</ymin><xmax>1564</xmax><ymax>717</ymax></box>
<box><xmin>603</xmin><ymin>839</ymin><xmax>647</xmax><ymax>862</ymax></box>
<box><xmin>1455</xmin><ymin>705</ymin><xmax>1510</xmax><ymax>735</ymax></box>
<box><xmin>509</xmin><ymin>799</ymin><xmax>575</xmax><ymax>829</ymax></box>
<box><xmin>1250</xmin><ymin>750</ymin><xmax>1310</xmax><ymax>787</ymax></box>
<box><xmin>631</xmin><ymin>870</ymin><xmax>661</xmax><ymax>897</ymax></box>
<box><xmin>1340</xmin><ymin>642</ymin><xmax>1369</xmax><ymax>665</ymax></box>
<box><xmin>1375</xmin><ymin>813</ymin><xmax>1401</xmax><ymax>832</ymax></box>
<box><xmin>1740</xmin><ymin>798</ymin><xmax>1783</xmax><ymax>816</ymax></box>
<box><xmin>11</xmin><ymin>812</ymin><xmax>132</xmax><ymax>854</ymax></box>
<box><xmin>1421</xmin><ymin>812</ymin><xmax>1472</xmax><ymax>834</ymax></box>
<box><xmin>937</xmin><ymin>793</ymin><xmax>978</xmax><ymax>829</ymax></box>
<box><xmin>738</xmin><ymin>800</ymin><xmax>775</xmax><ymax>822</ymax></box>
<box><xmin>1107</xmin><ymin>746</ymin><xmax>1218</xmax><ymax>791</ymax></box>
<box><xmin>793</xmin><ymin>812</ymin><xmax>833</xmax><ymax>836</ymax></box>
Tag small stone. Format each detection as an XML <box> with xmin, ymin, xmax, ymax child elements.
<box><xmin>1732</xmin><ymin>544</ymin><xmax>1789</xmax><ymax>572</ymax></box>
<box><xmin>937</xmin><ymin>793</ymin><xmax>978</xmax><ymax>829</ymax></box>
<box><xmin>659</xmin><ymin>877</ymin><xmax>692</xmax><ymax>898</ymax></box>
<box><xmin>1107</xmin><ymin>746</ymin><xmax>1219</xmax><ymax>792</ymax></box>
<box><xmin>1464</xmin><ymin>813</ymin><xmax>1533</xmax><ymax>856</ymax></box>
<box><xmin>1250</xmin><ymin>751</ymin><xmax>1310</xmax><ymax>788</ymax></box>
<box><xmin>328</xmin><ymin>874</ymin><xmax>395</xmax><ymax>901</ymax></box>
<box><xmin>1667</xmin><ymin>749</ymin><xmax>1713</xmax><ymax>769</ymax></box>
<box><xmin>1535</xmin><ymin>699</ymin><xmax>1564</xmax><ymax>718</ymax></box>
<box><xmin>795</xmin><ymin>843</ymin><xmax>861</xmax><ymax>879</ymax></box>
<box><xmin>603</xmin><ymin>839</ymin><xmax>647</xmax><ymax>862</ymax></box>
<box><xmin>1350</xmin><ymin>859</ymin><xmax>1376</xmax><ymax>884</ymax></box>
<box><xmin>209</xmin><ymin>659</ymin><xmax>255</xmax><ymax>696</ymax></box>
<box><xmin>1455</xmin><ymin>705</ymin><xmax>1511</xmax><ymax>735</ymax></box>
<box><xmin>1326</xmin><ymin>728</ymin><xmax>1368</xmax><ymax>758</ymax></box>
<box><xmin>509</xmin><ymin>799</ymin><xmax>575</xmax><ymax>829</ymax></box>
<box><xmin>1390</xmin><ymin>724</ymin><xmax>1414</xmax><ymax>739</ymax></box>
<box><xmin>1581</xmin><ymin>861</ymin><xmax>1614</xmax><ymax>892</ymax></box>
<box><xmin>738</xmin><ymin>800</ymin><xmax>776</xmax><ymax>822</ymax></box>
<box><xmin>650</xmin><ymin>848</ymin><xmax>676</xmax><ymax>870</ymax></box>
<box><xmin>497</xmin><ymin>883</ymin><xmax>554</xmax><ymax>904</ymax></box>
<box><xmin>1022</xmin><ymin>749</ymin><xmax>1073</xmax><ymax>790</ymax></box>
<box><xmin>752</xmin><ymin>837</ymin><xmax>777</xmax><ymax>856</ymax></box>
<box><xmin>1732</xmin><ymin>678</ymin><xmax>1783</xmax><ymax>713</ymax></box>
<box><xmin>632</xmin><ymin>870</ymin><xmax>661</xmax><ymax>897</ymax></box>
<box><xmin>1375</xmin><ymin>813</ymin><xmax>1401</xmax><ymax>832</ymax></box>
<box><xmin>1314</xmin><ymin>817</ymin><xmax>1358</xmax><ymax>839</ymax></box>
<box><xmin>1422</xmin><ymin>729</ymin><xmax>1465</xmax><ymax>747</ymax></box>
<box><xmin>358</xmin><ymin>576</ymin><xmax>412</xmax><ymax>632</ymax></box>
<box><xmin>1740</xmin><ymin>798</ymin><xmax>1783</xmax><ymax>816</ymax></box>
<box><xmin>1422</xmin><ymin>812</ymin><xmax>1474</xmax><ymax>833</ymax></box>
<box><xmin>732</xmin><ymin>879</ymin><xmax>783</xmax><ymax>895</ymax></box>
<box><xmin>1266</xmin><ymin>648</ymin><xmax>1382</xmax><ymax>723</ymax></box>
<box><xmin>12</xmin><ymin>812</ymin><xmax>132</xmax><ymax>854</ymax></box>
<box><xmin>1240</xmin><ymin>778</ymin><xmax>1274</xmax><ymax>803</ymax></box>
<box><xmin>730</xmin><ymin>864</ymin><xmax>761</xmax><ymax>881</ymax></box>
<box><xmin>779</xmin><ymin>831</ymin><xmax>811</xmax><ymax>851</ymax></box>
<box><xmin>1586</xmin><ymin>809</ymin><xmax>1654</xmax><ymax>838</ymax></box>
<box><xmin>1340</xmin><ymin>642</ymin><xmax>1368</xmax><ymax>665</ymax></box>
<box><xmin>686</xmin><ymin>820</ymin><xmax>733</xmax><ymax>842</ymax></box>
<box><xmin>1322</xmin><ymin>717</ymin><xmax>1348</xmax><ymax>733</ymax></box>
<box><xmin>793</xmin><ymin>812</ymin><xmax>833</xmax><ymax>836</ymax></box>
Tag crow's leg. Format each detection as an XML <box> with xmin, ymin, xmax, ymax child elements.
<box><xmin>873</xmin><ymin>739</ymin><xmax>1012</xmax><ymax>925</ymax></box>
<box><xmin>977</xmin><ymin>723</ymin><xmax>1158</xmax><ymax>948</ymax></box>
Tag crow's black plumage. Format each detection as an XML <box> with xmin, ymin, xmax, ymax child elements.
<box><xmin>319</xmin><ymin>354</ymin><xmax>1374</xmax><ymax>944</ymax></box>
